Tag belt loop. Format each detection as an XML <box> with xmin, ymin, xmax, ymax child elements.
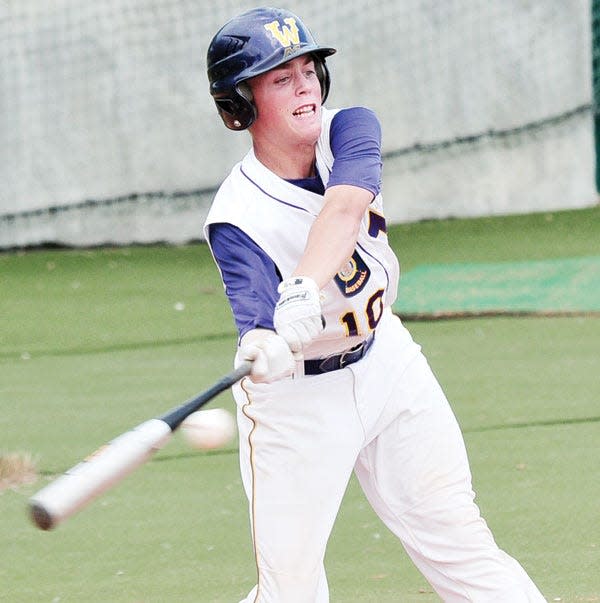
<box><xmin>293</xmin><ymin>353</ymin><xmax>305</xmax><ymax>379</ymax></box>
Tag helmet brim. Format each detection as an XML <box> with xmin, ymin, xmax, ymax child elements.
<box><xmin>238</xmin><ymin>45</ymin><xmax>336</xmax><ymax>85</ymax></box>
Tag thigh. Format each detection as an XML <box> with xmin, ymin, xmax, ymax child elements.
<box><xmin>354</xmin><ymin>355</ymin><xmax>544</xmax><ymax>602</ymax></box>
<box><xmin>233</xmin><ymin>370</ymin><xmax>364</xmax><ymax>598</ymax></box>
<box><xmin>355</xmin><ymin>352</ymin><xmax>474</xmax><ymax>521</ymax></box>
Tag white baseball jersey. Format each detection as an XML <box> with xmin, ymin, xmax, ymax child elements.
<box><xmin>204</xmin><ymin>108</ymin><xmax>399</xmax><ymax>359</ymax></box>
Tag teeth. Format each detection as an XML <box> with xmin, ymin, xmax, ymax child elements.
<box><xmin>294</xmin><ymin>105</ymin><xmax>314</xmax><ymax>116</ymax></box>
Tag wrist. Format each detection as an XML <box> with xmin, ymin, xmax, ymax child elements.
<box><xmin>278</xmin><ymin>275</ymin><xmax>320</xmax><ymax>294</ymax></box>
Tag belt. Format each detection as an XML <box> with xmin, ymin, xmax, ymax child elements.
<box><xmin>304</xmin><ymin>333</ymin><xmax>375</xmax><ymax>375</ymax></box>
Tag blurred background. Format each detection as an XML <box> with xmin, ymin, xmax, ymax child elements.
<box><xmin>0</xmin><ymin>0</ymin><xmax>597</xmax><ymax>249</ymax></box>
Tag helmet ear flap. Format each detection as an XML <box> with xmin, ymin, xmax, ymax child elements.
<box><xmin>214</xmin><ymin>90</ymin><xmax>256</xmax><ymax>130</ymax></box>
<box><xmin>312</xmin><ymin>54</ymin><xmax>331</xmax><ymax>103</ymax></box>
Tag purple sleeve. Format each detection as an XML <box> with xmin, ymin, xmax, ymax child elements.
<box><xmin>327</xmin><ymin>107</ymin><xmax>382</xmax><ymax>198</ymax></box>
<box><xmin>208</xmin><ymin>222</ymin><xmax>280</xmax><ymax>339</ymax></box>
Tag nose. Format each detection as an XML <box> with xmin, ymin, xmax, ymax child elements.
<box><xmin>294</xmin><ymin>70</ymin><xmax>310</xmax><ymax>95</ymax></box>
<box><xmin>286</xmin><ymin>62</ymin><xmax>307</xmax><ymax>93</ymax></box>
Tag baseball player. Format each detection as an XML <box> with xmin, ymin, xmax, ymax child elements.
<box><xmin>204</xmin><ymin>7</ymin><xmax>546</xmax><ymax>602</ymax></box>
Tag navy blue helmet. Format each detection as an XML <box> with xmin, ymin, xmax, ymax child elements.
<box><xmin>207</xmin><ymin>7</ymin><xmax>336</xmax><ymax>130</ymax></box>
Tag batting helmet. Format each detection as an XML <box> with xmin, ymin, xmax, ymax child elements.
<box><xmin>207</xmin><ymin>7</ymin><xmax>336</xmax><ymax>130</ymax></box>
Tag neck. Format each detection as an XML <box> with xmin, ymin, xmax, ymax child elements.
<box><xmin>253</xmin><ymin>141</ymin><xmax>316</xmax><ymax>179</ymax></box>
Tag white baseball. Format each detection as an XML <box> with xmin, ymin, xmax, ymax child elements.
<box><xmin>180</xmin><ymin>408</ymin><xmax>236</xmax><ymax>450</ymax></box>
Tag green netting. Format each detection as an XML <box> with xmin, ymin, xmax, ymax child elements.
<box><xmin>393</xmin><ymin>256</ymin><xmax>600</xmax><ymax>317</ymax></box>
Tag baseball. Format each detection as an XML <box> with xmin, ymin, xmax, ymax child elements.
<box><xmin>180</xmin><ymin>408</ymin><xmax>236</xmax><ymax>450</ymax></box>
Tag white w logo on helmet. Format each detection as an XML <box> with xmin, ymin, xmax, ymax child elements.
<box><xmin>264</xmin><ymin>18</ymin><xmax>300</xmax><ymax>47</ymax></box>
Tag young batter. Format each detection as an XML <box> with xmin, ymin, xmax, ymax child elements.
<box><xmin>205</xmin><ymin>7</ymin><xmax>546</xmax><ymax>602</ymax></box>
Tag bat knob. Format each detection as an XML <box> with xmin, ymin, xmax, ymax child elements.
<box><xmin>29</xmin><ymin>502</ymin><xmax>54</xmax><ymax>531</ymax></box>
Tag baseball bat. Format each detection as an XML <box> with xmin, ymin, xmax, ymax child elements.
<box><xmin>28</xmin><ymin>360</ymin><xmax>252</xmax><ymax>531</ymax></box>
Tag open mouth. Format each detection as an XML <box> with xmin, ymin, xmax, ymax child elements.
<box><xmin>293</xmin><ymin>104</ymin><xmax>316</xmax><ymax>117</ymax></box>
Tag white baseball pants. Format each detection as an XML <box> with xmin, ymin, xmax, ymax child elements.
<box><xmin>234</xmin><ymin>310</ymin><xmax>546</xmax><ymax>602</ymax></box>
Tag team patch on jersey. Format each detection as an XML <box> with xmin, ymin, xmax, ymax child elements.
<box><xmin>334</xmin><ymin>250</ymin><xmax>371</xmax><ymax>297</ymax></box>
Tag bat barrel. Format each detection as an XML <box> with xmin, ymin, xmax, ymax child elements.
<box><xmin>28</xmin><ymin>362</ymin><xmax>251</xmax><ymax>531</ymax></box>
<box><xmin>28</xmin><ymin>419</ymin><xmax>172</xmax><ymax>530</ymax></box>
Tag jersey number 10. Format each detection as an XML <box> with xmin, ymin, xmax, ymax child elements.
<box><xmin>340</xmin><ymin>288</ymin><xmax>385</xmax><ymax>337</ymax></box>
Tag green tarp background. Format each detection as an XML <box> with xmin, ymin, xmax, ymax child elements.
<box><xmin>393</xmin><ymin>256</ymin><xmax>600</xmax><ymax>318</ymax></box>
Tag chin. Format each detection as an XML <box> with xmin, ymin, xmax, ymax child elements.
<box><xmin>293</xmin><ymin>121</ymin><xmax>322</xmax><ymax>144</ymax></box>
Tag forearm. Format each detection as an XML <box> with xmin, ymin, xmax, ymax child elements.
<box><xmin>293</xmin><ymin>184</ymin><xmax>372</xmax><ymax>288</ymax></box>
<box><xmin>275</xmin><ymin>185</ymin><xmax>373</xmax><ymax>352</ymax></box>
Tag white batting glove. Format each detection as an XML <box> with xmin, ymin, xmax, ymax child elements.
<box><xmin>273</xmin><ymin>276</ymin><xmax>324</xmax><ymax>353</ymax></box>
<box><xmin>238</xmin><ymin>329</ymin><xmax>296</xmax><ymax>383</ymax></box>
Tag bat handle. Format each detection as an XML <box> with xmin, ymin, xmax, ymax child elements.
<box><xmin>160</xmin><ymin>360</ymin><xmax>252</xmax><ymax>430</ymax></box>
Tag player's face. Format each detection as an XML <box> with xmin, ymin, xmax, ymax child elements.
<box><xmin>249</xmin><ymin>56</ymin><xmax>323</xmax><ymax>149</ymax></box>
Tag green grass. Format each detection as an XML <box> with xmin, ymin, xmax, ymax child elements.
<box><xmin>1</xmin><ymin>206</ymin><xmax>599</xmax><ymax>602</ymax></box>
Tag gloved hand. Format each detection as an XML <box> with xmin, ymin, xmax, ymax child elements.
<box><xmin>238</xmin><ymin>329</ymin><xmax>296</xmax><ymax>383</ymax></box>
<box><xmin>273</xmin><ymin>276</ymin><xmax>324</xmax><ymax>353</ymax></box>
